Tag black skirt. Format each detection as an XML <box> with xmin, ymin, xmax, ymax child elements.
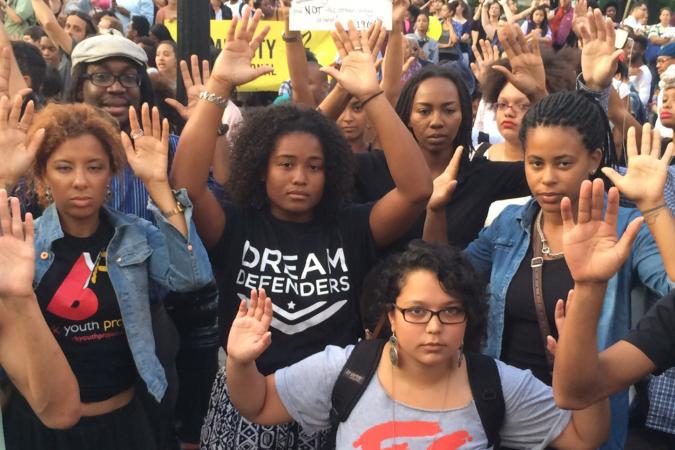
<box><xmin>4</xmin><ymin>392</ymin><xmax>157</xmax><ymax>450</ymax></box>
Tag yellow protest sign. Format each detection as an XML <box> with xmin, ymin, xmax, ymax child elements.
<box><xmin>166</xmin><ymin>20</ymin><xmax>336</xmax><ymax>92</ymax></box>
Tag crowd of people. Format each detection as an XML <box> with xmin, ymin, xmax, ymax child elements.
<box><xmin>0</xmin><ymin>0</ymin><xmax>673</xmax><ymax>449</ymax></box>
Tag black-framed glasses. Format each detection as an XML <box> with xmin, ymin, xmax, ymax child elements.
<box><xmin>395</xmin><ymin>305</ymin><xmax>467</xmax><ymax>325</ymax></box>
<box><xmin>495</xmin><ymin>102</ymin><xmax>530</xmax><ymax>113</ymax></box>
<box><xmin>82</xmin><ymin>72</ymin><xmax>141</xmax><ymax>88</ymax></box>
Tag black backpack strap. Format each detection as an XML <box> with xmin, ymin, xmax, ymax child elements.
<box><xmin>329</xmin><ymin>339</ymin><xmax>386</xmax><ymax>425</ymax></box>
<box><xmin>465</xmin><ymin>352</ymin><xmax>505</xmax><ymax>449</ymax></box>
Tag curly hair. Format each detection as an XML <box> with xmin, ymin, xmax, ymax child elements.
<box><xmin>29</xmin><ymin>103</ymin><xmax>125</xmax><ymax>202</ymax></box>
<box><xmin>481</xmin><ymin>46</ymin><xmax>579</xmax><ymax>105</ymax></box>
<box><xmin>362</xmin><ymin>241</ymin><xmax>488</xmax><ymax>352</ymax></box>
<box><xmin>227</xmin><ymin>105</ymin><xmax>354</xmax><ymax>221</ymax></box>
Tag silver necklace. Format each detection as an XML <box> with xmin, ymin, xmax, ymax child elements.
<box><xmin>536</xmin><ymin>209</ymin><xmax>564</xmax><ymax>259</ymax></box>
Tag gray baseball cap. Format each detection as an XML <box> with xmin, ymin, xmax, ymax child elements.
<box><xmin>71</xmin><ymin>34</ymin><xmax>148</xmax><ymax>74</ymax></box>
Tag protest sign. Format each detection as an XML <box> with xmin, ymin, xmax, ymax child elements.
<box><xmin>167</xmin><ymin>20</ymin><xmax>336</xmax><ymax>92</ymax></box>
<box><xmin>289</xmin><ymin>0</ymin><xmax>392</xmax><ymax>31</ymax></box>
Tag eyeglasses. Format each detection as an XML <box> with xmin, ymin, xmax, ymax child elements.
<box><xmin>82</xmin><ymin>72</ymin><xmax>141</xmax><ymax>88</ymax></box>
<box><xmin>495</xmin><ymin>102</ymin><xmax>530</xmax><ymax>113</ymax></box>
<box><xmin>395</xmin><ymin>306</ymin><xmax>467</xmax><ymax>325</ymax></box>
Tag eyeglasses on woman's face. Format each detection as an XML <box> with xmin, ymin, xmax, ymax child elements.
<box><xmin>395</xmin><ymin>305</ymin><xmax>467</xmax><ymax>325</ymax></box>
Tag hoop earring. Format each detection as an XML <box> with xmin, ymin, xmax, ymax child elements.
<box><xmin>457</xmin><ymin>343</ymin><xmax>464</xmax><ymax>368</ymax></box>
<box><xmin>389</xmin><ymin>332</ymin><xmax>399</xmax><ymax>366</ymax></box>
<box><xmin>45</xmin><ymin>187</ymin><xmax>53</xmax><ymax>203</ymax></box>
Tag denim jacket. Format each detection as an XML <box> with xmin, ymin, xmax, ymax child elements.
<box><xmin>466</xmin><ymin>198</ymin><xmax>674</xmax><ymax>357</ymax></box>
<box><xmin>465</xmin><ymin>198</ymin><xmax>674</xmax><ymax>449</ymax></box>
<box><xmin>32</xmin><ymin>189</ymin><xmax>213</xmax><ymax>402</ymax></box>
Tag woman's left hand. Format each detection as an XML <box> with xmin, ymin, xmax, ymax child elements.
<box><xmin>493</xmin><ymin>24</ymin><xmax>547</xmax><ymax>102</ymax></box>
<box><xmin>321</xmin><ymin>21</ymin><xmax>382</xmax><ymax>100</ymax></box>
<box><xmin>602</xmin><ymin>125</ymin><xmax>673</xmax><ymax>211</ymax></box>
<box><xmin>561</xmin><ymin>179</ymin><xmax>642</xmax><ymax>284</ymax></box>
<box><xmin>122</xmin><ymin>104</ymin><xmax>170</xmax><ymax>186</ymax></box>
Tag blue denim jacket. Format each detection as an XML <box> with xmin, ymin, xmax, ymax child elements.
<box><xmin>465</xmin><ymin>198</ymin><xmax>674</xmax><ymax>449</ymax></box>
<box><xmin>32</xmin><ymin>189</ymin><xmax>214</xmax><ymax>402</ymax></box>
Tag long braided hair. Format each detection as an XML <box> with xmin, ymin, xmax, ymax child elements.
<box><xmin>519</xmin><ymin>90</ymin><xmax>617</xmax><ymax>180</ymax></box>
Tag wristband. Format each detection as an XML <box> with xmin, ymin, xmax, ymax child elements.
<box><xmin>358</xmin><ymin>90</ymin><xmax>384</xmax><ymax>108</ymax></box>
<box><xmin>281</xmin><ymin>32</ymin><xmax>300</xmax><ymax>43</ymax></box>
<box><xmin>642</xmin><ymin>203</ymin><xmax>667</xmax><ymax>216</ymax></box>
<box><xmin>199</xmin><ymin>90</ymin><xmax>228</xmax><ymax>108</ymax></box>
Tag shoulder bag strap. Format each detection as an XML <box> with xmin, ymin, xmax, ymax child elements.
<box><xmin>531</xmin><ymin>224</ymin><xmax>555</xmax><ymax>372</ymax></box>
<box><xmin>466</xmin><ymin>352</ymin><xmax>505</xmax><ymax>448</ymax></box>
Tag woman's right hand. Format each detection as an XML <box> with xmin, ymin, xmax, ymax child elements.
<box><xmin>577</xmin><ymin>8</ymin><xmax>623</xmax><ymax>91</ymax></box>
<box><xmin>227</xmin><ymin>288</ymin><xmax>274</xmax><ymax>365</ymax></box>
<box><xmin>321</xmin><ymin>21</ymin><xmax>381</xmax><ymax>100</ymax></box>
<box><xmin>0</xmin><ymin>95</ymin><xmax>43</xmax><ymax>189</ymax></box>
<box><xmin>427</xmin><ymin>146</ymin><xmax>463</xmax><ymax>211</ymax></box>
<box><xmin>0</xmin><ymin>190</ymin><xmax>35</xmax><ymax>302</ymax></box>
<box><xmin>470</xmin><ymin>39</ymin><xmax>499</xmax><ymax>86</ymax></box>
<box><xmin>210</xmin><ymin>6</ymin><xmax>273</xmax><ymax>90</ymax></box>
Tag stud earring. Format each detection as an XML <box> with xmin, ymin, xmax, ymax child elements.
<box><xmin>45</xmin><ymin>187</ymin><xmax>53</xmax><ymax>203</ymax></box>
<box><xmin>389</xmin><ymin>332</ymin><xmax>399</xmax><ymax>366</ymax></box>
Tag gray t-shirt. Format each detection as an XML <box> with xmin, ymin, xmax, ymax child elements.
<box><xmin>276</xmin><ymin>345</ymin><xmax>571</xmax><ymax>450</ymax></box>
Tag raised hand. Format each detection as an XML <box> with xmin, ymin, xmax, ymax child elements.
<box><xmin>561</xmin><ymin>179</ymin><xmax>643</xmax><ymax>284</ymax></box>
<box><xmin>470</xmin><ymin>39</ymin><xmax>499</xmax><ymax>86</ymax></box>
<box><xmin>227</xmin><ymin>288</ymin><xmax>274</xmax><ymax>364</ymax></box>
<box><xmin>546</xmin><ymin>290</ymin><xmax>574</xmax><ymax>356</ymax></box>
<box><xmin>321</xmin><ymin>21</ymin><xmax>381</xmax><ymax>99</ymax></box>
<box><xmin>602</xmin><ymin>125</ymin><xmax>673</xmax><ymax>211</ymax></box>
<box><xmin>494</xmin><ymin>24</ymin><xmax>547</xmax><ymax>102</ymax></box>
<box><xmin>165</xmin><ymin>56</ymin><xmax>211</xmax><ymax>121</ymax></box>
<box><xmin>577</xmin><ymin>9</ymin><xmax>623</xmax><ymax>91</ymax></box>
<box><xmin>210</xmin><ymin>7</ymin><xmax>273</xmax><ymax>89</ymax></box>
<box><xmin>367</xmin><ymin>20</ymin><xmax>387</xmax><ymax>63</ymax></box>
<box><xmin>0</xmin><ymin>190</ymin><xmax>35</xmax><ymax>301</ymax></box>
<box><xmin>0</xmin><ymin>94</ymin><xmax>44</xmax><ymax>190</ymax></box>
<box><xmin>572</xmin><ymin>0</ymin><xmax>590</xmax><ymax>37</ymax></box>
<box><xmin>122</xmin><ymin>104</ymin><xmax>170</xmax><ymax>186</ymax></box>
<box><xmin>428</xmin><ymin>147</ymin><xmax>463</xmax><ymax>211</ymax></box>
<box><xmin>392</xmin><ymin>0</ymin><xmax>411</xmax><ymax>23</ymax></box>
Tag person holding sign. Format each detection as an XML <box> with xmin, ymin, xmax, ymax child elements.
<box><xmin>171</xmin><ymin>7</ymin><xmax>432</xmax><ymax>450</ymax></box>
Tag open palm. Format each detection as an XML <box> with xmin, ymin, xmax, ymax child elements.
<box><xmin>494</xmin><ymin>24</ymin><xmax>546</xmax><ymax>101</ymax></box>
<box><xmin>602</xmin><ymin>125</ymin><xmax>672</xmax><ymax>209</ymax></box>
<box><xmin>0</xmin><ymin>95</ymin><xmax>42</xmax><ymax>186</ymax></box>
<box><xmin>0</xmin><ymin>192</ymin><xmax>35</xmax><ymax>300</ymax></box>
<box><xmin>578</xmin><ymin>9</ymin><xmax>623</xmax><ymax>91</ymax></box>
<box><xmin>123</xmin><ymin>104</ymin><xmax>170</xmax><ymax>185</ymax></box>
<box><xmin>227</xmin><ymin>288</ymin><xmax>274</xmax><ymax>364</ymax></box>
<box><xmin>561</xmin><ymin>179</ymin><xmax>642</xmax><ymax>283</ymax></box>
<box><xmin>211</xmin><ymin>7</ymin><xmax>273</xmax><ymax>89</ymax></box>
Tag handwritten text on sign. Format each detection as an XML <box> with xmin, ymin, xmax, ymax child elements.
<box><xmin>289</xmin><ymin>0</ymin><xmax>392</xmax><ymax>31</ymax></box>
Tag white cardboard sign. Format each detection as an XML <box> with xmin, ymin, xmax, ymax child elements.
<box><xmin>289</xmin><ymin>0</ymin><xmax>392</xmax><ymax>31</ymax></box>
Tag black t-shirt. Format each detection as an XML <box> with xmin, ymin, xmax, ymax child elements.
<box><xmin>35</xmin><ymin>217</ymin><xmax>136</xmax><ymax>402</ymax></box>
<box><xmin>624</xmin><ymin>291</ymin><xmax>675</xmax><ymax>375</ymax></box>
<box><xmin>501</xmin><ymin>242</ymin><xmax>574</xmax><ymax>385</ymax></box>
<box><xmin>354</xmin><ymin>150</ymin><xmax>529</xmax><ymax>249</ymax></box>
<box><xmin>210</xmin><ymin>203</ymin><xmax>378</xmax><ymax>375</ymax></box>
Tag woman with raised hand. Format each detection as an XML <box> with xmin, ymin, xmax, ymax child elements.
<box><xmin>0</xmin><ymin>189</ymin><xmax>80</xmax><ymax>430</ymax></box>
<box><xmin>171</xmin><ymin>7</ymin><xmax>431</xmax><ymax>449</ymax></box>
<box><xmin>355</xmin><ymin>23</ymin><xmax>553</xmax><ymax>249</ymax></box>
<box><xmin>428</xmin><ymin>10</ymin><xmax>673</xmax><ymax>450</ymax></box>
<box><xmin>1</xmin><ymin>99</ymin><xmax>212</xmax><ymax>450</ymax></box>
<box><xmin>224</xmin><ymin>241</ymin><xmax>610</xmax><ymax>450</ymax></box>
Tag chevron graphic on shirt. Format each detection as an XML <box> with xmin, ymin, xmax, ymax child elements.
<box><xmin>236</xmin><ymin>293</ymin><xmax>348</xmax><ymax>335</ymax></box>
